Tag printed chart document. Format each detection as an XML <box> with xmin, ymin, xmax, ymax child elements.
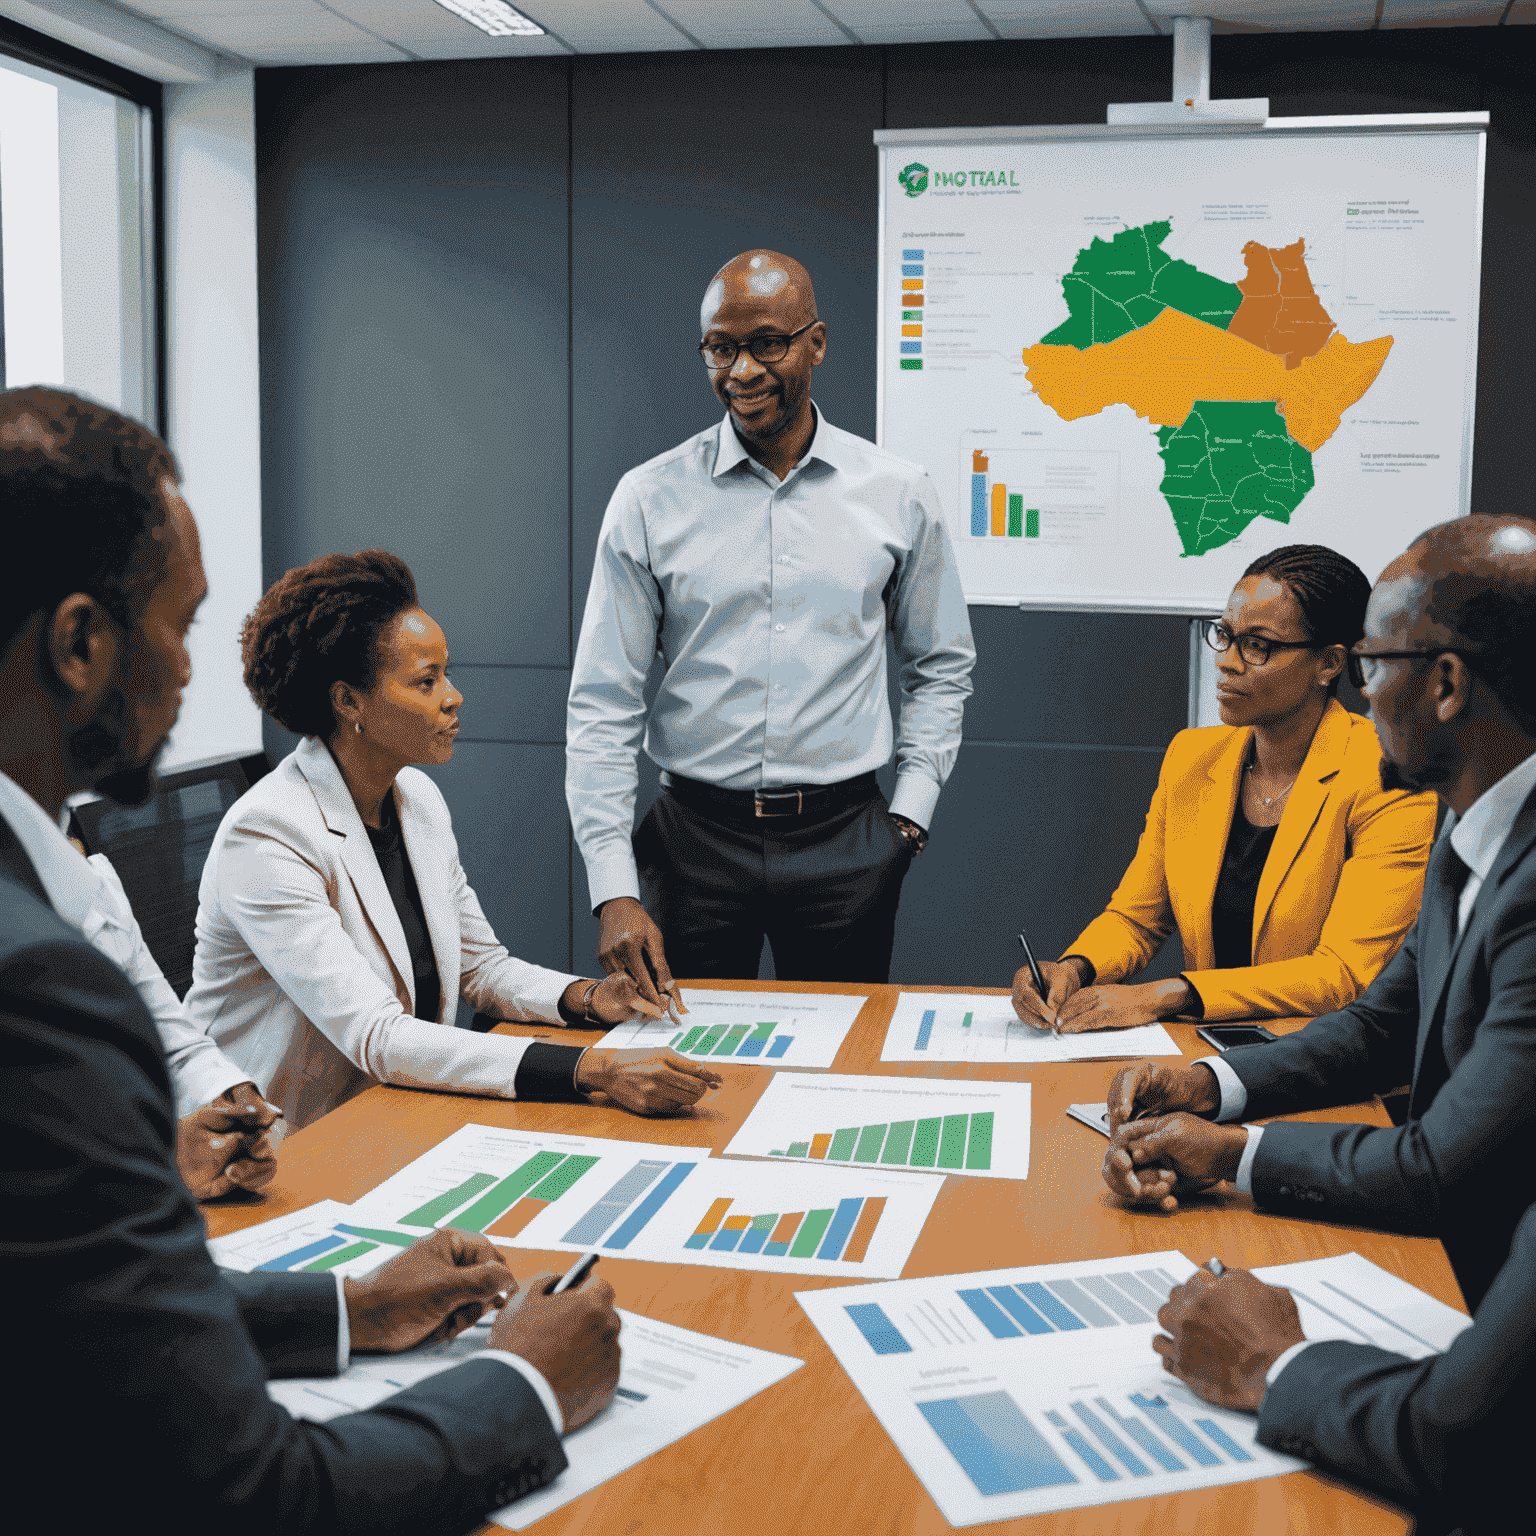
<box><xmin>257</xmin><ymin>1309</ymin><xmax>800</xmax><ymax>1529</ymax></box>
<box><xmin>797</xmin><ymin>1249</ymin><xmax>1471</xmax><ymax>1525</ymax></box>
<box><xmin>880</xmin><ymin>991</ymin><xmax>1179</xmax><ymax>1064</ymax></box>
<box><xmin>596</xmin><ymin>987</ymin><xmax>869</xmax><ymax>1070</ymax></box>
<box><xmin>723</xmin><ymin>1072</ymin><xmax>1031</xmax><ymax>1182</ymax></box>
<box><xmin>208</xmin><ymin>1199</ymin><xmax>415</xmax><ymax>1279</ymax></box>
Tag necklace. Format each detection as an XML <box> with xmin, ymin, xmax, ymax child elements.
<box><xmin>1246</xmin><ymin>759</ymin><xmax>1298</xmax><ymax>808</ymax></box>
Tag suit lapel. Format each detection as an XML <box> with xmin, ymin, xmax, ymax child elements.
<box><xmin>397</xmin><ymin>776</ymin><xmax>458</xmax><ymax>1024</ymax></box>
<box><xmin>1186</xmin><ymin>728</ymin><xmax>1251</xmax><ymax>971</ymax></box>
<box><xmin>1251</xmin><ymin>700</ymin><xmax>1351</xmax><ymax>953</ymax></box>
<box><xmin>295</xmin><ymin>738</ymin><xmax>414</xmax><ymax>1002</ymax></box>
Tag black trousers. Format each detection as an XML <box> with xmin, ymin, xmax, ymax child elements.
<box><xmin>634</xmin><ymin>778</ymin><xmax>914</xmax><ymax>985</ymax></box>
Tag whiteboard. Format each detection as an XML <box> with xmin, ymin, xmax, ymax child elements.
<box><xmin>875</xmin><ymin>115</ymin><xmax>1486</xmax><ymax>614</ymax></box>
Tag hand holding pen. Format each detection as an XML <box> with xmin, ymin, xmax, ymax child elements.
<box><xmin>1010</xmin><ymin>932</ymin><xmax>1089</xmax><ymax>1032</ymax></box>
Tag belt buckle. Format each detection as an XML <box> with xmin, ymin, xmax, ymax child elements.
<box><xmin>754</xmin><ymin>789</ymin><xmax>803</xmax><ymax>818</ymax></box>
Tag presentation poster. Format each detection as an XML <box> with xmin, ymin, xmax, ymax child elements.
<box><xmin>876</xmin><ymin>119</ymin><xmax>1485</xmax><ymax>612</ymax></box>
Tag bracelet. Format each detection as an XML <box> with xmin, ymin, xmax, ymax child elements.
<box><xmin>580</xmin><ymin>978</ymin><xmax>602</xmax><ymax>1022</ymax></box>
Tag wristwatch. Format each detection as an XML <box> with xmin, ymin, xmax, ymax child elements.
<box><xmin>890</xmin><ymin>814</ymin><xmax>929</xmax><ymax>855</ymax></box>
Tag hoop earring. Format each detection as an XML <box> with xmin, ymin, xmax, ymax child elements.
<box><xmin>355</xmin><ymin>721</ymin><xmax>363</xmax><ymax>735</ymax></box>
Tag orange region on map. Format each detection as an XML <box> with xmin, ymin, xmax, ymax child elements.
<box><xmin>1022</xmin><ymin>305</ymin><xmax>1393</xmax><ymax>454</ymax></box>
<box><xmin>1227</xmin><ymin>237</ymin><xmax>1337</xmax><ymax>369</ymax></box>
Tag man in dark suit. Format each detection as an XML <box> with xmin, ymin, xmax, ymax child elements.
<box><xmin>1144</xmin><ymin>1199</ymin><xmax>1536</xmax><ymax>1534</ymax></box>
<box><xmin>1</xmin><ymin>386</ymin><xmax>621</xmax><ymax>1531</ymax></box>
<box><xmin>1100</xmin><ymin>513</ymin><xmax>1536</xmax><ymax>1314</ymax></box>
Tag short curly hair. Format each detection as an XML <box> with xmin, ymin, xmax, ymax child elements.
<box><xmin>0</xmin><ymin>386</ymin><xmax>179</xmax><ymax>660</ymax></box>
<box><xmin>242</xmin><ymin>550</ymin><xmax>419</xmax><ymax>738</ymax></box>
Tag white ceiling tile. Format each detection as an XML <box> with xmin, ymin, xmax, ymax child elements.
<box><xmin>156</xmin><ymin>10</ymin><xmax>410</xmax><ymax>62</ymax></box>
<box><xmin>658</xmin><ymin>0</ymin><xmax>849</xmax><ymax>48</ymax></box>
<box><xmin>826</xmin><ymin>0</ymin><xmax>992</xmax><ymax>44</ymax></box>
<box><xmin>978</xmin><ymin>2</ymin><xmax>1157</xmax><ymax>38</ymax></box>
<box><xmin>516</xmin><ymin>0</ymin><xmax>696</xmax><ymax>49</ymax></box>
<box><xmin>1381</xmin><ymin>1</ymin><xmax>1509</xmax><ymax>23</ymax></box>
<box><xmin>1143</xmin><ymin>0</ymin><xmax>1376</xmax><ymax>26</ymax></box>
<box><xmin>113</xmin><ymin>1</ymin><xmax>318</xmax><ymax>14</ymax></box>
<box><xmin>318</xmin><ymin>0</ymin><xmax>546</xmax><ymax>43</ymax></box>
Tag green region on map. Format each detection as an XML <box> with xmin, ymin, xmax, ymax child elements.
<box><xmin>1155</xmin><ymin>401</ymin><xmax>1315</xmax><ymax>558</ymax></box>
<box><xmin>1039</xmin><ymin>220</ymin><xmax>1244</xmax><ymax>350</ymax></box>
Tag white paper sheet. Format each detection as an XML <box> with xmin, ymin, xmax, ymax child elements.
<box><xmin>263</xmin><ymin>1309</ymin><xmax>800</xmax><ymax>1529</ymax></box>
<box><xmin>498</xmin><ymin>1156</ymin><xmax>943</xmax><ymax>1279</ymax></box>
<box><xmin>722</xmin><ymin>1072</ymin><xmax>1031</xmax><ymax>1181</ymax></box>
<box><xmin>1066</xmin><ymin>1103</ymin><xmax>1112</xmax><ymax>1138</ymax></box>
<box><xmin>208</xmin><ymin>1199</ymin><xmax>412</xmax><ymax>1279</ymax></box>
<box><xmin>880</xmin><ymin>991</ymin><xmax>1181</xmax><ymax>1064</ymax></box>
<box><xmin>594</xmin><ymin>987</ymin><xmax>869</xmax><ymax>1070</ymax></box>
<box><xmin>796</xmin><ymin>1248</ymin><xmax>1471</xmax><ymax>1525</ymax></box>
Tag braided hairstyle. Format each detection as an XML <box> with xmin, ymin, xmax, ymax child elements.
<box><xmin>1241</xmin><ymin>544</ymin><xmax>1371</xmax><ymax>696</ymax></box>
<box><xmin>242</xmin><ymin>550</ymin><xmax>419</xmax><ymax>738</ymax></box>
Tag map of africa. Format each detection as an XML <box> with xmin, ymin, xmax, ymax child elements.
<box><xmin>1022</xmin><ymin>220</ymin><xmax>1393</xmax><ymax>556</ymax></box>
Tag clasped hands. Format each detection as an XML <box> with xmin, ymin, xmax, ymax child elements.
<box><xmin>344</xmin><ymin>1227</ymin><xmax>623</xmax><ymax>1432</ymax></box>
<box><xmin>1011</xmin><ymin>958</ymin><xmax>1194</xmax><ymax>1034</ymax></box>
<box><xmin>177</xmin><ymin>1081</ymin><xmax>282</xmax><ymax>1200</ymax></box>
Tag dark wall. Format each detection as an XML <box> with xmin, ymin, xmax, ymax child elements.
<box><xmin>256</xmin><ymin>28</ymin><xmax>1534</xmax><ymax>991</ymax></box>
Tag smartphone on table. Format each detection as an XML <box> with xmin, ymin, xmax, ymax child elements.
<box><xmin>1195</xmin><ymin>1024</ymin><xmax>1278</xmax><ymax>1051</ymax></box>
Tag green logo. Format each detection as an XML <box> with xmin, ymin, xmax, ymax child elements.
<box><xmin>898</xmin><ymin>162</ymin><xmax>929</xmax><ymax>198</ymax></box>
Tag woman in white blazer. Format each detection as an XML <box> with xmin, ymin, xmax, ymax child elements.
<box><xmin>184</xmin><ymin>550</ymin><xmax>720</xmax><ymax>1131</ymax></box>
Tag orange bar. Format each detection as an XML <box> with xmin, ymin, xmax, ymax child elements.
<box><xmin>904</xmin><ymin>293</ymin><xmax>923</xmax><ymax>306</ymax></box>
<box><xmin>721</xmin><ymin>1215</ymin><xmax>752</xmax><ymax>1232</ymax></box>
<box><xmin>991</xmin><ymin>483</ymin><xmax>1007</xmax><ymax>536</ymax></box>
<box><xmin>769</xmin><ymin>1211</ymin><xmax>804</xmax><ymax>1245</ymax></box>
<box><xmin>972</xmin><ymin>450</ymin><xmax>989</xmax><ymax>474</ymax></box>
<box><xmin>809</xmin><ymin>1133</ymin><xmax>833</xmax><ymax>1160</ymax></box>
<box><xmin>691</xmin><ymin>1197</ymin><xmax>733</xmax><ymax>1240</ymax></box>
<box><xmin>901</xmin><ymin>278</ymin><xmax>923</xmax><ymax>290</ymax></box>
<box><xmin>840</xmin><ymin>1197</ymin><xmax>887</xmax><ymax>1264</ymax></box>
<box><xmin>486</xmin><ymin>1197</ymin><xmax>548</xmax><ymax>1239</ymax></box>
<box><xmin>901</xmin><ymin>324</ymin><xmax>922</xmax><ymax>337</ymax></box>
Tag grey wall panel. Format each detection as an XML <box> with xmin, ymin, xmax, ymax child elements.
<box><xmin>256</xmin><ymin>59</ymin><xmax>571</xmax><ymax>667</ymax></box>
<box><xmin>889</xmin><ymin>742</ymin><xmax>1179</xmax><ymax>988</ymax></box>
<box><xmin>451</xmin><ymin>664</ymin><xmax>570</xmax><ymax>744</ymax></box>
<box><xmin>420</xmin><ymin>741</ymin><xmax>571</xmax><ymax>978</ymax></box>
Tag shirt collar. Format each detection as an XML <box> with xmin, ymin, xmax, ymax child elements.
<box><xmin>0</xmin><ymin>769</ymin><xmax>105</xmax><ymax>930</ymax></box>
<box><xmin>1448</xmin><ymin>748</ymin><xmax>1536</xmax><ymax>885</ymax></box>
<box><xmin>711</xmin><ymin>402</ymin><xmax>835</xmax><ymax>483</ymax></box>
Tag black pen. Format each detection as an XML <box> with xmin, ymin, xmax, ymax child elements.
<box><xmin>1017</xmin><ymin>931</ymin><xmax>1047</xmax><ymax>999</ymax></box>
<box><xmin>552</xmin><ymin>1250</ymin><xmax>600</xmax><ymax>1294</ymax></box>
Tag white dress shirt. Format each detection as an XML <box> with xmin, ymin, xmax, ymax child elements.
<box><xmin>567</xmin><ymin>406</ymin><xmax>976</xmax><ymax>911</ymax></box>
<box><xmin>1206</xmin><ymin>749</ymin><xmax>1536</xmax><ymax>1398</ymax></box>
<box><xmin>0</xmin><ymin>769</ymin><xmax>564</xmax><ymax>1424</ymax></box>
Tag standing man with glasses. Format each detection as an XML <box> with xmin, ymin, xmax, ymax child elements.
<box><xmin>567</xmin><ymin>250</ymin><xmax>974</xmax><ymax>999</ymax></box>
<box><xmin>1101</xmin><ymin>514</ymin><xmax>1536</xmax><ymax>1321</ymax></box>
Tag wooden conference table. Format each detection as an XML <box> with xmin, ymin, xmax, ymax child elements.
<box><xmin>204</xmin><ymin>982</ymin><xmax>1461</xmax><ymax>1536</ymax></box>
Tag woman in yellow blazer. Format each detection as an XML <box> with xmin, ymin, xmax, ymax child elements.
<box><xmin>1013</xmin><ymin>545</ymin><xmax>1437</xmax><ymax>1031</ymax></box>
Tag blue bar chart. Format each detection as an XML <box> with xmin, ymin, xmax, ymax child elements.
<box><xmin>207</xmin><ymin>1199</ymin><xmax>417</xmax><ymax>1281</ymax></box>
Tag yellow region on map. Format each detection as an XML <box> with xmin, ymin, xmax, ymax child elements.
<box><xmin>1022</xmin><ymin>306</ymin><xmax>1393</xmax><ymax>454</ymax></box>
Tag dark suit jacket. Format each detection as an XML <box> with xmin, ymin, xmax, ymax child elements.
<box><xmin>1</xmin><ymin>819</ymin><xmax>566</xmax><ymax>1533</ymax></box>
<box><xmin>1258</xmin><ymin>1199</ymin><xmax>1536</xmax><ymax>1535</ymax></box>
<box><xmin>1219</xmin><ymin>780</ymin><xmax>1536</xmax><ymax>1310</ymax></box>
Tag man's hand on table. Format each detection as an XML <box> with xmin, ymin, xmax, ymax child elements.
<box><xmin>596</xmin><ymin>896</ymin><xmax>686</xmax><ymax>1021</ymax></box>
<box><xmin>176</xmin><ymin>1081</ymin><xmax>282</xmax><ymax>1200</ymax></box>
<box><xmin>345</xmin><ymin>1228</ymin><xmax>515</xmax><ymax>1353</ymax></box>
<box><xmin>576</xmin><ymin>1048</ymin><xmax>722</xmax><ymax>1115</ymax></box>
<box><xmin>490</xmin><ymin>1271</ymin><xmax>622</xmax><ymax>1432</ymax></box>
<box><xmin>1105</xmin><ymin>1060</ymin><xmax>1222</xmax><ymax>1134</ymax></box>
<box><xmin>1103</xmin><ymin>1113</ymin><xmax>1249</xmax><ymax>1211</ymax></box>
<box><xmin>1154</xmin><ymin>1268</ymin><xmax>1306</xmax><ymax>1413</ymax></box>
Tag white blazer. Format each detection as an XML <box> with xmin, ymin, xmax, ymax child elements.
<box><xmin>185</xmin><ymin>737</ymin><xmax>581</xmax><ymax>1129</ymax></box>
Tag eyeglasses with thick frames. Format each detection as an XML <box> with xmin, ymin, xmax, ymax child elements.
<box><xmin>1202</xmin><ymin>619</ymin><xmax>1323</xmax><ymax>668</ymax></box>
<box><xmin>699</xmin><ymin>319</ymin><xmax>820</xmax><ymax>371</ymax></box>
<box><xmin>1346</xmin><ymin>644</ymin><xmax>1485</xmax><ymax>691</ymax></box>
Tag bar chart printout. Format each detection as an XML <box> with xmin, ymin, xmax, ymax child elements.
<box><xmin>503</xmin><ymin>1156</ymin><xmax>942</xmax><ymax>1279</ymax></box>
<box><xmin>798</xmin><ymin>1249</ymin><xmax>1473</xmax><ymax>1524</ymax></box>
<box><xmin>343</xmin><ymin>1126</ymin><xmax>708</xmax><ymax>1247</ymax></box>
<box><xmin>207</xmin><ymin>1200</ymin><xmax>419</xmax><ymax>1280</ymax></box>
<box><xmin>595</xmin><ymin>988</ymin><xmax>868</xmax><ymax>1070</ymax></box>
<box><xmin>881</xmin><ymin>991</ymin><xmax>1180</xmax><ymax>1064</ymax></box>
<box><xmin>722</xmin><ymin>1073</ymin><xmax>1031</xmax><ymax>1181</ymax></box>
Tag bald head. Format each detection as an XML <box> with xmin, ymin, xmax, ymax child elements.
<box><xmin>701</xmin><ymin>251</ymin><xmax>818</xmax><ymax>334</ymax></box>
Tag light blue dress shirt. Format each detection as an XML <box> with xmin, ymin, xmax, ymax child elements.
<box><xmin>567</xmin><ymin>407</ymin><xmax>976</xmax><ymax>912</ymax></box>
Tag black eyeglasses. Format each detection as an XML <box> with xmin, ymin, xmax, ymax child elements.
<box><xmin>1202</xmin><ymin>620</ymin><xmax>1323</xmax><ymax>668</ymax></box>
<box><xmin>699</xmin><ymin>319</ymin><xmax>820</xmax><ymax>371</ymax></box>
<box><xmin>1346</xmin><ymin>644</ymin><xmax>1486</xmax><ymax>691</ymax></box>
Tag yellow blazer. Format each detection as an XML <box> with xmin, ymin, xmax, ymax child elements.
<box><xmin>1067</xmin><ymin>700</ymin><xmax>1437</xmax><ymax>1021</ymax></box>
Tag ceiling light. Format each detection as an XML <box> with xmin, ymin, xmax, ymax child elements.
<box><xmin>431</xmin><ymin>0</ymin><xmax>545</xmax><ymax>36</ymax></box>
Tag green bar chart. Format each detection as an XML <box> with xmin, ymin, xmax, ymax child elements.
<box><xmin>771</xmin><ymin>1112</ymin><xmax>995</xmax><ymax>1172</ymax></box>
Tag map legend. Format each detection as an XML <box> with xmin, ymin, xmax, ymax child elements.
<box><xmin>961</xmin><ymin>443</ymin><xmax>1118</xmax><ymax>546</ymax></box>
<box><xmin>898</xmin><ymin>247</ymin><xmax>922</xmax><ymax>368</ymax></box>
